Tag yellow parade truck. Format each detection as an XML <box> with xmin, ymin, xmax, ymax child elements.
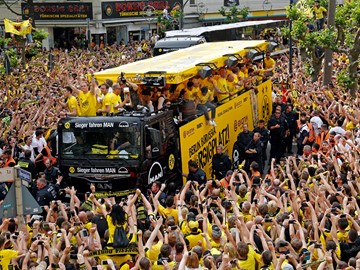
<box><xmin>57</xmin><ymin>41</ymin><xmax>273</xmax><ymax>191</ymax></box>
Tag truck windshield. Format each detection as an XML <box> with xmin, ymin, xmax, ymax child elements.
<box><xmin>61</xmin><ymin>128</ymin><xmax>141</xmax><ymax>160</ymax></box>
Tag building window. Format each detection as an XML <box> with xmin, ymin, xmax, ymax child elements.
<box><xmin>190</xmin><ymin>0</ymin><xmax>196</xmax><ymax>6</ymax></box>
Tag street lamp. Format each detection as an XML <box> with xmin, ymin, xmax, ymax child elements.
<box><xmin>289</xmin><ymin>0</ymin><xmax>294</xmax><ymax>75</ymax></box>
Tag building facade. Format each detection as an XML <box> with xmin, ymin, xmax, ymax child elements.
<box><xmin>0</xmin><ymin>0</ymin><xmax>289</xmax><ymax>49</ymax></box>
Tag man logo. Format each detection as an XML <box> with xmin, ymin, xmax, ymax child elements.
<box><xmin>148</xmin><ymin>162</ymin><xmax>164</xmax><ymax>184</ymax></box>
<box><xmin>64</xmin><ymin>122</ymin><xmax>70</xmax><ymax>129</ymax></box>
<box><xmin>69</xmin><ymin>167</ymin><xmax>75</xmax><ymax>173</ymax></box>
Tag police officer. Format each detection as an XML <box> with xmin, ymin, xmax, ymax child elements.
<box><xmin>18</xmin><ymin>150</ymin><xmax>37</xmax><ymax>180</ymax></box>
<box><xmin>267</xmin><ymin>110</ymin><xmax>288</xmax><ymax>163</ymax></box>
<box><xmin>212</xmin><ymin>145</ymin><xmax>231</xmax><ymax>180</ymax></box>
<box><xmin>183</xmin><ymin>160</ymin><xmax>207</xmax><ymax>186</ymax></box>
<box><xmin>35</xmin><ymin>176</ymin><xmax>63</xmax><ymax>206</ymax></box>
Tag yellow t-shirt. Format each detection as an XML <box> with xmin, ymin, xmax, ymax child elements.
<box><xmin>185</xmin><ymin>231</ymin><xmax>206</xmax><ymax>250</ymax></box>
<box><xmin>106</xmin><ymin>215</ymin><xmax>127</xmax><ymax>245</ymax></box>
<box><xmin>78</xmin><ymin>91</ymin><xmax>96</xmax><ymax>116</ymax></box>
<box><xmin>145</xmin><ymin>240</ymin><xmax>163</xmax><ymax>263</ymax></box>
<box><xmin>236</xmin><ymin>244</ymin><xmax>261</xmax><ymax>270</ymax></box>
<box><xmin>313</xmin><ymin>6</ymin><xmax>327</xmax><ymax>19</ymax></box>
<box><xmin>158</xmin><ymin>205</ymin><xmax>178</xmax><ymax>224</ymax></box>
<box><xmin>109</xmin><ymin>93</ymin><xmax>122</xmax><ymax>113</ymax></box>
<box><xmin>216</xmin><ymin>77</ymin><xmax>229</xmax><ymax>104</ymax></box>
<box><xmin>152</xmin><ymin>260</ymin><xmax>176</xmax><ymax>270</ymax></box>
<box><xmin>197</xmin><ymin>90</ymin><xmax>211</xmax><ymax>104</ymax></box>
<box><xmin>67</xmin><ymin>95</ymin><xmax>79</xmax><ymax>116</ymax></box>
<box><xmin>201</xmin><ymin>79</ymin><xmax>215</xmax><ymax>101</ymax></box>
<box><xmin>264</xmin><ymin>58</ymin><xmax>276</xmax><ymax>69</ymax></box>
<box><xmin>102</xmin><ymin>93</ymin><xmax>112</xmax><ymax>114</ymax></box>
<box><xmin>183</xmin><ymin>88</ymin><xmax>199</xmax><ymax>102</ymax></box>
<box><xmin>0</xmin><ymin>249</ymin><xmax>18</xmax><ymax>270</ymax></box>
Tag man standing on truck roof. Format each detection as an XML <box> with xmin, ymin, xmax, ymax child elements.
<box><xmin>110</xmin><ymin>83</ymin><xmax>129</xmax><ymax>113</ymax></box>
<box><xmin>97</xmin><ymin>83</ymin><xmax>112</xmax><ymax>116</ymax></box>
<box><xmin>67</xmin><ymin>75</ymin><xmax>97</xmax><ymax>116</ymax></box>
<box><xmin>214</xmin><ymin>67</ymin><xmax>230</xmax><ymax>104</ymax></box>
<box><xmin>58</xmin><ymin>86</ymin><xmax>79</xmax><ymax>116</ymax></box>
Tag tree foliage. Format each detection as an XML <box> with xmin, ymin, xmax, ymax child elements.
<box><xmin>286</xmin><ymin>0</ymin><xmax>360</xmax><ymax>95</ymax></box>
<box><xmin>219</xmin><ymin>6</ymin><xmax>250</xmax><ymax>23</ymax></box>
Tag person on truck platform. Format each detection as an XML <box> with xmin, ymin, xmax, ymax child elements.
<box><xmin>67</xmin><ymin>76</ymin><xmax>97</xmax><ymax>117</ymax></box>
<box><xmin>97</xmin><ymin>83</ymin><xmax>112</xmax><ymax>115</ymax></box>
<box><xmin>214</xmin><ymin>67</ymin><xmax>230</xmax><ymax>104</ymax></box>
<box><xmin>196</xmin><ymin>87</ymin><xmax>217</xmax><ymax>127</ymax></box>
<box><xmin>110</xmin><ymin>83</ymin><xmax>130</xmax><ymax>113</ymax></box>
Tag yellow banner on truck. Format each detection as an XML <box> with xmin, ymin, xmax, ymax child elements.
<box><xmin>179</xmin><ymin>80</ymin><xmax>272</xmax><ymax>178</ymax></box>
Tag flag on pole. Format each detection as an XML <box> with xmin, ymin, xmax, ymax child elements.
<box><xmin>4</xmin><ymin>18</ymin><xmax>29</xmax><ymax>36</ymax></box>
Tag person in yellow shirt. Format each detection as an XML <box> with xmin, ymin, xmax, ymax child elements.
<box><xmin>312</xmin><ymin>0</ymin><xmax>327</xmax><ymax>30</ymax></box>
<box><xmin>196</xmin><ymin>87</ymin><xmax>217</xmax><ymax>126</ymax></box>
<box><xmin>183</xmin><ymin>81</ymin><xmax>199</xmax><ymax>102</ymax></box>
<box><xmin>264</xmin><ymin>51</ymin><xmax>276</xmax><ymax>76</ymax></box>
<box><xmin>69</xmin><ymin>77</ymin><xmax>97</xmax><ymax>116</ymax></box>
<box><xmin>155</xmin><ymin>196</ymin><xmax>179</xmax><ymax>224</ymax></box>
<box><xmin>110</xmin><ymin>83</ymin><xmax>129</xmax><ymax>113</ymax></box>
<box><xmin>215</xmin><ymin>67</ymin><xmax>230</xmax><ymax>104</ymax></box>
<box><xmin>61</xmin><ymin>86</ymin><xmax>79</xmax><ymax>116</ymax></box>
<box><xmin>97</xmin><ymin>83</ymin><xmax>112</xmax><ymax>115</ymax></box>
<box><xmin>0</xmin><ymin>235</ymin><xmax>19</xmax><ymax>270</ymax></box>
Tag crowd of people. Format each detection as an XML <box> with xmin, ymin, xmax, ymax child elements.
<box><xmin>0</xmin><ymin>11</ymin><xmax>360</xmax><ymax>270</ymax></box>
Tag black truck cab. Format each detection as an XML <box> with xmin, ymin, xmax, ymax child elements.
<box><xmin>57</xmin><ymin>110</ymin><xmax>179</xmax><ymax>192</ymax></box>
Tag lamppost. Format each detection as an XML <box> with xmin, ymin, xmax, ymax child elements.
<box><xmin>289</xmin><ymin>0</ymin><xmax>294</xmax><ymax>75</ymax></box>
<box><xmin>143</xmin><ymin>5</ymin><xmax>155</xmax><ymax>39</ymax></box>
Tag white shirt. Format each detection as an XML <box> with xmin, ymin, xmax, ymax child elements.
<box><xmin>31</xmin><ymin>136</ymin><xmax>44</xmax><ymax>154</ymax></box>
<box><xmin>329</xmin><ymin>126</ymin><xmax>345</xmax><ymax>135</ymax></box>
<box><xmin>23</xmin><ymin>144</ymin><xmax>35</xmax><ymax>162</ymax></box>
<box><xmin>310</xmin><ymin>116</ymin><xmax>323</xmax><ymax>135</ymax></box>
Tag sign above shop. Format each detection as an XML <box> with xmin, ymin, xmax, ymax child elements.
<box><xmin>102</xmin><ymin>1</ymin><xmax>182</xmax><ymax>19</ymax></box>
<box><xmin>22</xmin><ymin>2</ymin><xmax>93</xmax><ymax>20</ymax></box>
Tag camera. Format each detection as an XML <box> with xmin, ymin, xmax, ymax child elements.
<box><xmin>171</xmin><ymin>226</ymin><xmax>177</xmax><ymax>230</ymax></box>
<box><xmin>264</xmin><ymin>217</ymin><xmax>273</xmax><ymax>222</ymax></box>
<box><xmin>101</xmin><ymin>260</ymin><xmax>108</xmax><ymax>265</ymax></box>
<box><xmin>253</xmin><ymin>199</ymin><xmax>258</xmax><ymax>204</ymax></box>
<box><xmin>51</xmin><ymin>263</ymin><xmax>60</xmax><ymax>268</ymax></box>
<box><xmin>80</xmin><ymin>229</ymin><xmax>89</xmax><ymax>238</ymax></box>
<box><xmin>70</xmin><ymin>253</ymin><xmax>78</xmax><ymax>259</ymax></box>
<box><xmin>119</xmin><ymin>72</ymin><xmax>127</xmax><ymax>84</ymax></box>
<box><xmin>288</xmin><ymin>220</ymin><xmax>295</xmax><ymax>224</ymax></box>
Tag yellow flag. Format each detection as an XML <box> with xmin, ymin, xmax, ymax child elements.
<box><xmin>4</xmin><ymin>18</ymin><xmax>29</xmax><ymax>36</ymax></box>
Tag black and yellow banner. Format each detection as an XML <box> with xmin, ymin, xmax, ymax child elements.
<box><xmin>4</xmin><ymin>18</ymin><xmax>29</xmax><ymax>36</ymax></box>
<box><xmin>92</xmin><ymin>189</ymin><xmax>136</xmax><ymax>199</ymax></box>
<box><xmin>88</xmin><ymin>248</ymin><xmax>138</xmax><ymax>257</ymax></box>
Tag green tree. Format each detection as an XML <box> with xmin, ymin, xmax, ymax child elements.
<box><xmin>286</xmin><ymin>0</ymin><xmax>360</xmax><ymax>96</ymax></box>
<box><xmin>219</xmin><ymin>6</ymin><xmax>250</xmax><ymax>23</ymax></box>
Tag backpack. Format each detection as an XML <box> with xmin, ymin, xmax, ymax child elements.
<box><xmin>113</xmin><ymin>225</ymin><xmax>129</xmax><ymax>248</ymax></box>
<box><xmin>307</xmin><ymin>123</ymin><xmax>316</xmax><ymax>143</ymax></box>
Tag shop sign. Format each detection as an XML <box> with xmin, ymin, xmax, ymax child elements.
<box><xmin>102</xmin><ymin>0</ymin><xmax>182</xmax><ymax>19</ymax></box>
<box><xmin>22</xmin><ymin>3</ymin><xmax>93</xmax><ymax>20</ymax></box>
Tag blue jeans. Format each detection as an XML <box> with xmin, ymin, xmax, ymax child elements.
<box><xmin>197</xmin><ymin>102</ymin><xmax>216</xmax><ymax>121</ymax></box>
<box><xmin>26</xmin><ymin>34</ymin><xmax>33</xmax><ymax>43</ymax></box>
<box><xmin>316</xmin><ymin>18</ymin><xmax>325</xmax><ymax>30</ymax></box>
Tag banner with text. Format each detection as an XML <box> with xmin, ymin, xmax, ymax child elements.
<box><xmin>102</xmin><ymin>0</ymin><xmax>182</xmax><ymax>19</ymax></box>
<box><xmin>22</xmin><ymin>3</ymin><xmax>93</xmax><ymax>20</ymax></box>
<box><xmin>179</xmin><ymin>80</ymin><xmax>272</xmax><ymax>179</ymax></box>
